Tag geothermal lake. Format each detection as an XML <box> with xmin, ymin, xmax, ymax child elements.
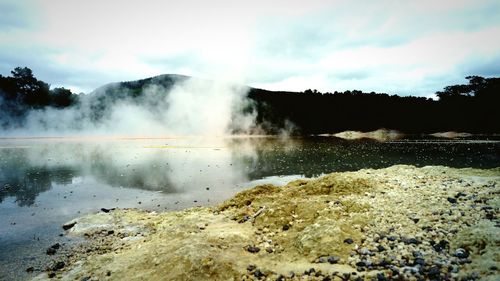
<box><xmin>0</xmin><ymin>136</ymin><xmax>499</xmax><ymax>280</ymax></box>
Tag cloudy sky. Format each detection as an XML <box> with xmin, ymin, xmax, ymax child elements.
<box><xmin>1</xmin><ymin>0</ymin><xmax>499</xmax><ymax>97</ymax></box>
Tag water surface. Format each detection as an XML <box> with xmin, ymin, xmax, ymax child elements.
<box><xmin>0</xmin><ymin>136</ymin><xmax>499</xmax><ymax>280</ymax></box>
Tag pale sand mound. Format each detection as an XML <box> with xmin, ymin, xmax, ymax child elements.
<box><xmin>331</xmin><ymin>129</ymin><xmax>403</xmax><ymax>141</ymax></box>
<box><xmin>430</xmin><ymin>132</ymin><xmax>473</xmax><ymax>139</ymax></box>
<box><xmin>34</xmin><ymin>165</ymin><xmax>499</xmax><ymax>281</ymax></box>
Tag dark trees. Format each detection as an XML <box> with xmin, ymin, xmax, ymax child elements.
<box><xmin>248</xmin><ymin>76</ymin><xmax>499</xmax><ymax>134</ymax></box>
<box><xmin>0</xmin><ymin>67</ymin><xmax>79</xmax><ymax>127</ymax></box>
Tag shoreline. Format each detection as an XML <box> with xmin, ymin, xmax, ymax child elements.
<box><xmin>33</xmin><ymin>165</ymin><xmax>499</xmax><ymax>280</ymax></box>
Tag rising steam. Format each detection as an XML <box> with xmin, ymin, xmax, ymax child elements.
<box><xmin>1</xmin><ymin>78</ymin><xmax>257</xmax><ymax>137</ymax></box>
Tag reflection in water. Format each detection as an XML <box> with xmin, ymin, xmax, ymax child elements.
<box><xmin>1</xmin><ymin>137</ymin><xmax>499</xmax><ymax>207</ymax></box>
<box><xmin>0</xmin><ymin>167</ymin><xmax>76</xmax><ymax>206</ymax></box>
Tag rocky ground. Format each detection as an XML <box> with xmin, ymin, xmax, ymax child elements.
<box><xmin>32</xmin><ymin>165</ymin><xmax>499</xmax><ymax>281</ymax></box>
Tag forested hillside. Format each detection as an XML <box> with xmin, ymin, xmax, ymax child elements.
<box><xmin>1</xmin><ymin>67</ymin><xmax>498</xmax><ymax>134</ymax></box>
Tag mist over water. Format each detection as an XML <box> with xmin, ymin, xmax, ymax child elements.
<box><xmin>1</xmin><ymin>78</ymin><xmax>256</xmax><ymax>137</ymax></box>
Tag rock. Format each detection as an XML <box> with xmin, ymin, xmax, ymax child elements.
<box><xmin>52</xmin><ymin>261</ymin><xmax>65</xmax><ymax>271</ymax></box>
<box><xmin>412</xmin><ymin>251</ymin><xmax>423</xmax><ymax>258</ymax></box>
<box><xmin>343</xmin><ymin>238</ymin><xmax>354</xmax><ymax>244</ymax></box>
<box><xmin>447</xmin><ymin>197</ymin><xmax>457</xmax><ymax>204</ymax></box>
<box><xmin>485</xmin><ymin>212</ymin><xmax>495</xmax><ymax>220</ymax></box>
<box><xmin>246</xmin><ymin>246</ymin><xmax>260</xmax><ymax>253</ymax></box>
<box><xmin>356</xmin><ymin>261</ymin><xmax>366</xmax><ymax>267</ymax></box>
<box><xmin>46</xmin><ymin>247</ymin><xmax>56</xmax><ymax>255</ymax></box>
<box><xmin>62</xmin><ymin>221</ymin><xmax>76</xmax><ymax>230</ymax></box>
<box><xmin>327</xmin><ymin>256</ymin><xmax>340</xmax><ymax>264</ymax></box>
<box><xmin>427</xmin><ymin>266</ymin><xmax>441</xmax><ymax>278</ymax></box>
<box><xmin>238</xmin><ymin>215</ymin><xmax>250</xmax><ymax>223</ymax></box>
<box><xmin>359</xmin><ymin>247</ymin><xmax>371</xmax><ymax>255</ymax></box>
<box><xmin>317</xmin><ymin>256</ymin><xmax>328</xmax><ymax>263</ymax></box>
<box><xmin>377</xmin><ymin>272</ymin><xmax>387</xmax><ymax>281</ymax></box>
<box><xmin>305</xmin><ymin>268</ymin><xmax>316</xmax><ymax>275</ymax></box>
<box><xmin>387</xmin><ymin>236</ymin><xmax>397</xmax><ymax>241</ymax></box>
<box><xmin>403</xmin><ymin>237</ymin><xmax>420</xmax><ymax>245</ymax></box>
<box><xmin>100</xmin><ymin>208</ymin><xmax>115</xmax><ymax>213</ymax></box>
<box><xmin>254</xmin><ymin>269</ymin><xmax>265</xmax><ymax>278</ymax></box>
<box><xmin>454</xmin><ymin>248</ymin><xmax>470</xmax><ymax>259</ymax></box>
<box><xmin>432</xmin><ymin>240</ymin><xmax>449</xmax><ymax>252</ymax></box>
<box><xmin>48</xmin><ymin>272</ymin><xmax>56</xmax><ymax>278</ymax></box>
<box><xmin>26</xmin><ymin>267</ymin><xmax>34</xmax><ymax>273</ymax></box>
<box><xmin>377</xmin><ymin>245</ymin><xmax>386</xmax><ymax>252</ymax></box>
<box><xmin>282</xmin><ymin>224</ymin><xmax>290</xmax><ymax>231</ymax></box>
<box><xmin>414</xmin><ymin>258</ymin><xmax>425</xmax><ymax>266</ymax></box>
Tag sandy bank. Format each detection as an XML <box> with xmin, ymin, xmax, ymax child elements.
<box><xmin>326</xmin><ymin>129</ymin><xmax>404</xmax><ymax>141</ymax></box>
<box><xmin>34</xmin><ymin>165</ymin><xmax>499</xmax><ymax>281</ymax></box>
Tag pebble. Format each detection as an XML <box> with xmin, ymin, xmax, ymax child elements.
<box><xmin>100</xmin><ymin>208</ymin><xmax>115</xmax><ymax>213</ymax></box>
<box><xmin>304</xmin><ymin>268</ymin><xmax>315</xmax><ymax>275</ymax></box>
<box><xmin>432</xmin><ymin>240</ymin><xmax>449</xmax><ymax>252</ymax></box>
<box><xmin>253</xmin><ymin>269</ymin><xmax>265</xmax><ymax>278</ymax></box>
<box><xmin>403</xmin><ymin>237</ymin><xmax>420</xmax><ymax>245</ymax></box>
<box><xmin>344</xmin><ymin>238</ymin><xmax>354</xmax><ymax>244</ymax></box>
<box><xmin>52</xmin><ymin>261</ymin><xmax>65</xmax><ymax>271</ymax></box>
<box><xmin>376</xmin><ymin>272</ymin><xmax>387</xmax><ymax>280</ymax></box>
<box><xmin>387</xmin><ymin>236</ymin><xmax>397</xmax><ymax>241</ymax></box>
<box><xmin>454</xmin><ymin>248</ymin><xmax>470</xmax><ymax>259</ymax></box>
<box><xmin>427</xmin><ymin>266</ymin><xmax>441</xmax><ymax>278</ymax></box>
<box><xmin>246</xmin><ymin>246</ymin><xmax>260</xmax><ymax>253</ymax></box>
<box><xmin>46</xmin><ymin>247</ymin><xmax>56</xmax><ymax>255</ymax></box>
<box><xmin>327</xmin><ymin>256</ymin><xmax>340</xmax><ymax>264</ymax></box>
<box><xmin>62</xmin><ymin>221</ymin><xmax>76</xmax><ymax>230</ymax></box>
<box><xmin>414</xmin><ymin>258</ymin><xmax>425</xmax><ymax>266</ymax></box>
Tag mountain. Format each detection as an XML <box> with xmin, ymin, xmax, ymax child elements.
<box><xmin>2</xmin><ymin>68</ymin><xmax>499</xmax><ymax>134</ymax></box>
<box><xmin>86</xmin><ymin>74</ymin><xmax>500</xmax><ymax>134</ymax></box>
<box><xmin>91</xmin><ymin>74</ymin><xmax>190</xmax><ymax>97</ymax></box>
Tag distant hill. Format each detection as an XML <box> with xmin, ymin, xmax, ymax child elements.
<box><xmin>86</xmin><ymin>74</ymin><xmax>500</xmax><ymax>134</ymax></box>
<box><xmin>2</xmin><ymin>67</ymin><xmax>499</xmax><ymax>134</ymax></box>
<box><xmin>91</xmin><ymin>74</ymin><xmax>190</xmax><ymax>97</ymax></box>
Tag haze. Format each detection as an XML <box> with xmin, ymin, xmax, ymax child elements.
<box><xmin>1</xmin><ymin>0</ymin><xmax>500</xmax><ymax>98</ymax></box>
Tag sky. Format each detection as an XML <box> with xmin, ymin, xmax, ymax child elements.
<box><xmin>1</xmin><ymin>0</ymin><xmax>499</xmax><ymax>97</ymax></box>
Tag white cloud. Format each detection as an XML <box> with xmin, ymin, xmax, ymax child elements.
<box><xmin>0</xmin><ymin>0</ymin><xmax>499</xmax><ymax>95</ymax></box>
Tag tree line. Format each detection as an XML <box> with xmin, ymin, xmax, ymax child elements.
<box><xmin>0</xmin><ymin>67</ymin><xmax>79</xmax><ymax>128</ymax></box>
<box><xmin>248</xmin><ymin>75</ymin><xmax>500</xmax><ymax>134</ymax></box>
<box><xmin>1</xmin><ymin>66</ymin><xmax>498</xmax><ymax>134</ymax></box>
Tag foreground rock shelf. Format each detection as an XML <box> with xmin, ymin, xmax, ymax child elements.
<box><xmin>34</xmin><ymin>165</ymin><xmax>499</xmax><ymax>281</ymax></box>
